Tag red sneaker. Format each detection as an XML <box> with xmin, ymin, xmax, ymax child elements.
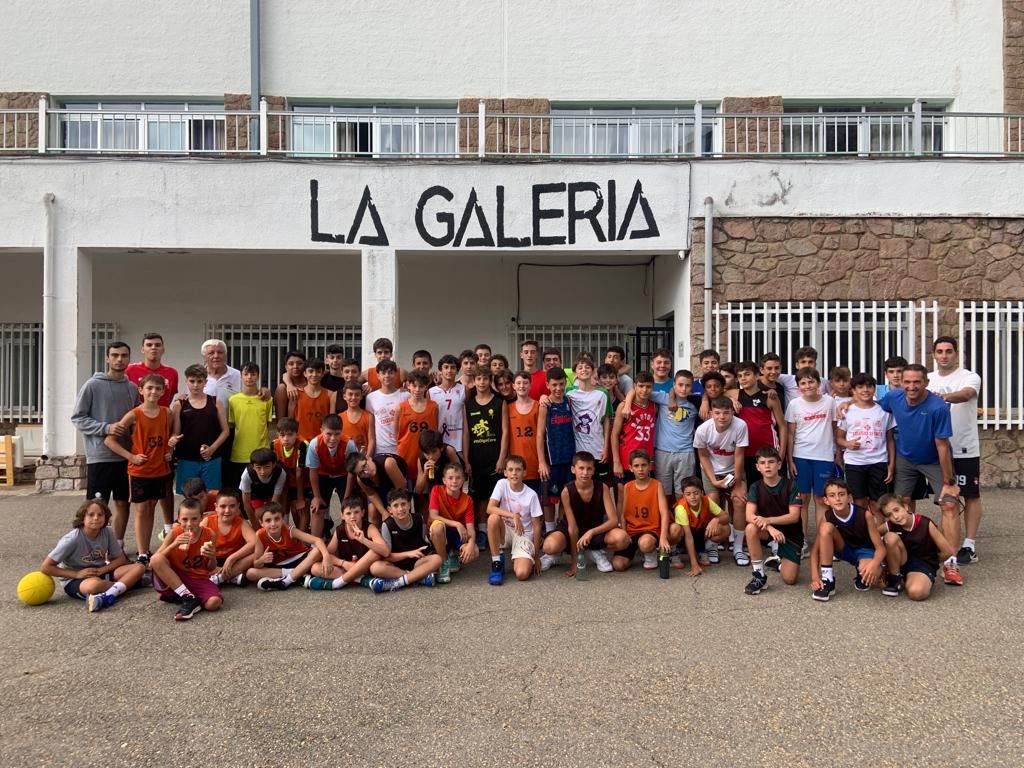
<box><xmin>942</xmin><ymin>562</ymin><xmax>963</xmax><ymax>586</ymax></box>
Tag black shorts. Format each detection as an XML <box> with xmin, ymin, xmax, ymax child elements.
<box><xmin>541</xmin><ymin>463</ymin><xmax>571</xmax><ymax>505</ymax></box>
<box><xmin>845</xmin><ymin>463</ymin><xmax>888</xmax><ymax>501</ymax></box>
<box><xmin>129</xmin><ymin>474</ymin><xmax>171</xmax><ymax>503</ymax></box>
<box><xmin>87</xmin><ymin>461</ymin><xmax>130</xmax><ymax>503</ymax></box>
<box><xmin>393</xmin><ymin>552</ymin><xmax>433</xmax><ymax>571</ymax></box>
<box><xmin>615</xmin><ymin>469</ymin><xmax>636</xmax><ymax>485</ymax></box>
<box><xmin>619</xmin><ymin>532</ymin><xmax>656</xmax><ymax>560</ymax></box>
<box><xmin>594</xmin><ymin>461</ymin><xmax>613</xmax><ymax>485</ymax></box>
<box><xmin>318</xmin><ymin>475</ymin><xmax>347</xmax><ymax>503</ymax></box>
<box><xmin>953</xmin><ymin>457</ymin><xmax>980</xmax><ymax>499</ymax></box>
<box><xmin>743</xmin><ymin>455</ymin><xmax>763</xmax><ymax>488</ymax></box>
<box><xmin>902</xmin><ymin>557</ymin><xmax>937</xmax><ymax>582</ymax></box>
<box><xmin>469</xmin><ymin>469</ymin><xmax>501</xmax><ymax>502</ymax></box>
<box><xmin>553</xmin><ymin>518</ymin><xmax>606</xmax><ymax>550</ymax></box>
<box><xmin>688</xmin><ymin>524</ymin><xmax>707</xmax><ymax>553</ymax></box>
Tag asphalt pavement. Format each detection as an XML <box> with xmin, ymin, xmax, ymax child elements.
<box><xmin>1</xmin><ymin>488</ymin><xmax>1021</xmax><ymax>768</ymax></box>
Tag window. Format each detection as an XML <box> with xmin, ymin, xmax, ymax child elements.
<box><xmin>289</xmin><ymin>105</ymin><xmax>457</xmax><ymax>157</ymax></box>
<box><xmin>204</xmin><ymin>324</ymin><xmax>362</xmax><ymax>378</ymax></box>
<box><xmin>550</xmin><ymin>106</ymin><xmax>715</xmax><ymax>157</ymax></box>
<box><xmin>509</xmin><ymin>324</ymin><xmax>630</xmax><ymax>368</ymax></box>
<box><xmin>781</xmin><ymin>104</ymin><xmax>944</xmax><ymax>155</ymax></box>
<box><xmin>58</xmin><ymin>102</ymin><xmax>225</xmax><ymax>152</ymax></box>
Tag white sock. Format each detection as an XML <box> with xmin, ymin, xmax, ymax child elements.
<box><xmin>751</xmin><ymin>560</ymin><xmax>765</xmax><ymax>576</ymax></box>
<box><xmin>105</xmin><ymin>582</ymin><xmax>127</xmax><ymax>598</ymax></box>
<box><xmin>491</xmin><ymin>555</ymin><xmax>501</xmax><ymax>563</ymax></box>
<box><xmin>821</xmin><ymin>566</ymin><xmax>834</xmax><ymax>582</ymax></box>
<box><xmin>398</xmin><ymin>575</ymin><xmax>409</xmax><ymax>587</ymax></box>
<box><xmin>962</xmin><ymin>537</ymin><xmax>976</xmax><ymax>550</ymax></box>
<box><xmin>173</xmin><ymin>584</ymin><xmax>193</xmax><ymax>598</ymax></box>
<box><xmin>209</xmin><ymin>573</ymin><xmax>224</xmax><ymax>585</ymax></box>
<box><xmin>231</xmin><ymin>574</ymin><xmax>245</xmax><ymax>585</ymax></box>
<box><xmin>331</xmin><ymin>575</ymin><xmax>348</xmax><ymax>589</ymax></box>
<box><xmin>944</xmin><ymin>555</ymin><xmax>957</xmax><ymax>567</ymax></box>
<box><xmin>281</xmin><ymin>569</ymin><xmax>294</xmax><ymax>585</ymax></box>
<box><xmin>731</xmin><ymin>528</ymin><xmax>745</xmax><ymax>552</ymax></box>
<box><xmin>544</xmin><ymin>521</ymin><xmax>556</xmax><ymax>533</ymax></box>
<box><xmin>769</xmin><ymin>540</ymin><xmax>779</xmax><ymax>555</ymax></box>
<box><xmin>163</xmin><ymin>523</ymin><xmax>172</xmax><ymax>534</ymax></box>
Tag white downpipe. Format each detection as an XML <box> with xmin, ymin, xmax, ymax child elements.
<box><xmin>703</xmin><ymin>196</ymin><xmax>714</xmax><ymax>349</ymax></box>
<box><xmin>42</xmin><ymin>192</ymin><xmax>56</xmax><ymax>457</ymax></box>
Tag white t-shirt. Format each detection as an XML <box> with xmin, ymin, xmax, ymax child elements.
<box><xmin>365</xmin><ymin>389</ymin><xmax>410</xmax><ymax>455</ymax></box>
<box><xmin>565</xmin><ymin>388</ymin><xmax>608</xmax><ymax>458</ymax></box>
<box><xmin>204</xmin><ymin>365</ymin><xmax>241</xmax><ymax>401</ymax></box>
<box><xmin>693</xmin><ymin>417</ymin><xmax>750</xmax><ymax>475</ymax></box>
<box><xmin>927</xmin><ymin>367</ymin><xmax>981</xmax><ymax>458</ymax></box>
<box><xmin>489</xmin><ymin>478</ymin><xmax>543</xmax><ymax>538</ymax></box>
<box><xmin>837</xmin><ymin>403</ymin><xmax>894</xmax><ymax>466</ymax></box>
<box><xmin>785</xmin><ymin>395</ymin><xmax>836</xmax><ymax>461</ymax></box>
<box><xmin>428</xmin><ymin>382</ymin><xmax>466</xmax><ymax>450</ymax></box>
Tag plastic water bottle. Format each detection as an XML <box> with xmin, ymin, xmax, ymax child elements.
<box><xmin>658</xmin><ymin>548</ymin><xmax>671</xmax><ymax>579</ymax></box>
<box><xmin>575</xmin><ymin>549</ymin><xmax>588</xmax><ymax>581</ymax></box>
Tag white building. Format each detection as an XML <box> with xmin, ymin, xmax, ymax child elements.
<box><xmin>2</xmin><ymin>0</ymin><xmax>1023</xmax><ymax>485</ymax></box>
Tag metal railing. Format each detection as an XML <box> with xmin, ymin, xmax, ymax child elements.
<box><xmin>204</xmin><ymin>323</ymin><xmax>362</xmax><ymax>379</ymax></box>
<box><xmin>509</xmin><ymin>324</ymin><xmax>630</xmax><ymax>366</ymax></box>
<box><xmin>5</xmin><ymin>98</ymin><xmax>1024</xmax><ymax>158</ymax></box>
<box><xmin>712</xmin><ymin>300</ymin><xmax>940</xmax><ymax>379</ymax></box>
<box><xmin>958</xmin><ymin>300</ymin><xmax>1024</xmax><ymax>429</ymax></box>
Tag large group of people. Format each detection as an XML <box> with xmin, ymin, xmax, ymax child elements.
<box><xmin>47</xmin><ymin>332</ymin><xmax>982</xmax><ymax>620</ymax></box>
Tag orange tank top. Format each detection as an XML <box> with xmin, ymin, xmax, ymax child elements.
<box><xmin>313</xmin><ymin>437</ymin><xmax>347</xmax><ymax>477</ymax></box>
<box><xmin>397</xmin><ymin>400</ymin><xmax>439</xmax><ymax>480</ymax></box>
<box><xmin>623</xmin><ymin>480</ymin><xmax>662</xmax><ymax>535</ymax></box>
<box><xmin>202</xmin><ymin>514</ymin><xmax>247</xmax><ymax>560</ymax></box>
<box><xmin>366</xmin><ymin>367</ymin><xmax>403</xmax><ymax>392</ymax></box>
<box><xmin>273</xmin><ymin>437</ymin><xmax>308</xmax><ymax>488</ymax></box>
<box><xmin>129</xmin><ymin>406</ymin><xmax>171</xmax><ymax>478</ymax></box>
<box><xmin>257</xmin><ymin>526</ymin><xmax>308</xmax><ymax>563</ymax></box>
<box><xmin>166</xmin><ymin>524</ymin><xmax>215</xmax><ymax>578</ymax></box>
<box><xmin>341</xmin><ymin>409</ymin><xmax>371</xmax><ymax>454</ymax></box>
<box><xmin>295</xmin><ymin>388</ymin><xmax>331</xmax><ymax>443</ymax></box>
<box><xmin>507</xmin><ymin>400</ymin><xmax>540</xmax><ymax>480</ymax></box>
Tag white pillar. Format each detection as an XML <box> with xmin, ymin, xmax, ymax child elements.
<box><xmin>360</xmin><ymin>248</ymin><xmax>398</xmax><ymax>365</ymax></box>
<box><xmin>44</xmin><ymin>244</ymin><xmax>92</xmax><ymax>457</ymax></box>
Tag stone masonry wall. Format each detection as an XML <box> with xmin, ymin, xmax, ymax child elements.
<box><xmin>34</xmin><ymin>455</ymin><xmax>86</xmax><ymax>492</ymax></box>
<box><xmin>690</xmin><ymin>215</ymin><xmax>1024</xmax><ymax>487</ymax></box>
<box><xmin>720</xmin><ymin>96</ymin><xmax>783</xmax><ymax>154</ymax></box>
<box><xmin>0</xmin><ymin>92</ymin><xmax>46</xmax><ymax>151</ymax></box>
<box><xmin>458</xmin><ymin>98</ymin><xmax>550</xmax><ymax>156</ymax></box>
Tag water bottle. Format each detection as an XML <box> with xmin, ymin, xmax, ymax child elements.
<box><xmin>658</xmin><ymin>548</ymin><xmax>671</xmax><ymax>579</ymax></box>
<box><xmin>575</xmin><ymin>549</ymin><xmax>588</xmax><ymax>581</ymax></box>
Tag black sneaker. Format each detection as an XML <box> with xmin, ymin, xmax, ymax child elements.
<box><xmin>744</xmin><ymin>571</ymin><xmax>768</xmax><ymax>595</ymax></box>
<box><xmin>174</xmin><ymin>595</ymin><xmax>202</xmax><ymax>621</ymax></box>
<box><xmin>257</xmin><ymin>577</ymin><xmax>290</xmax><ymax>591</ymax></box>
<box><xmin>763</xmin><ymin>554</ymin><xmax>782</xmax><ymax>572</ymax></box>
<box><xmin>956</xmin><ymin>546</ymin><xmax>978</xmax><ymax>565</ymax></box>
<box><xmin>812</xmin><ymin>579</ymin><xmax>836</xmax><ymax>602</ymax></box>
<box><xmin>853</xmin><ymin>574</ymin><xmax>870</xmax><ymax>591</ymax></box>
<box><xmin>881</xmin><ymin>575</ymin><xmax>903</xmax><ymax>597</ymax></box>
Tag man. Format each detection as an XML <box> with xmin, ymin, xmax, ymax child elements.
<box><xmin>928</xmin><ymin>336</ymin><xmax>983</xmax><ymax>566</ymax></box>
<box><xmin>877</xmin><ymin>363</ymin><xmax>963</xmax><ymax>586</ymax></box>
<box><xmin>71</xmin><ymin>341</ymin><xmax>139</xmax><ymax>550</ymax></box>
<box><xmin>125</xmin><ymin>333</ymin><xmax>179</xmax><ymax>540</ymax></box>
<box><xmin>201</xmin><ymin>338</ymin><xmax>241</xmax><ymax>402</ymax></box>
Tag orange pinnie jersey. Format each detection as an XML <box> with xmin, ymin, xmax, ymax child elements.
<box><xmin>366</xmin><ymin>367</ymin><xmax>403</xmax><ymax>392</ymax></box>
<box><xmin>201</xmin><ymin>514</ymin><xmax>247</xmax><ymax>560</ymax></box>
<box><xmin>273</xmin><ymin>436</ymin><xmax>308</xmax><ymax>489</ymax></box>
<box><xmin>341</xmin><ymin>409</ymin><xmax>371</xmax><ymax>454</ymax></box>
<box><xmin>295</xmin><ymin>388</ymin><xmax>332</xmax><ymax>443</ymax></box>
<box><xmin>397</xmin><ymin>399</ymin><xmax>439</xmax><ymax>480</ymax></box>
<box><xmin>166</xmin><ymin>524</ymin><xmax>215</xmax><ymax>578</ymax></box>
<box><xmin>622</xmin><ymin>479</ymin><xmax>662</xmax><ymax>535</ymax></box>
<box><xmin>507</xmin><ymin>400</ymin><xmax>540</xmax><ymax>480</ymax></box>
<box><xmin>257</xmin><ymin>526</ymin><xmax>308</xmax><ymax>563</ymax></box>
<box><xmin>129</xmin><ymin>405</ymin><xmax>171</xmax><ymax>478</ymax></box>
<box><xmin>429</xmin><ymin>485</ymin><xmax>475</xmax><ymax>529</ymax></box>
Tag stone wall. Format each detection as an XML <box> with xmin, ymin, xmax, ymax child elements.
<box><xmin>458</xmin><ymin>97</ymin><xmax>550</xmax><ymax>156</ymax></box>
<box><xmin>1006</xmin><ymin>1</ymin><xmax>1024</xmax><ymax>113</ymax></box>
<box><xmin>34</xmin><ymin>455</ymin><xmax>86</xmax><ymax>492</ymax></box>
<box><xmin>223</xmin><ymin>93</ymin><xmax>286</xmax><ymax>153</ymax></box>
<box><xmin>720</xmin><ymin>96</ymin><xmax>783</xmax><ymax>154</ymax></box>
<box><xmin>0</xmin><ymin>92</ymin><xmax>46</xmax><ymax>151</ymax></box>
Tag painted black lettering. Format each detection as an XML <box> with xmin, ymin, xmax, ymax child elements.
<box><xmin>495</xmin><ymin>185</ymin><xmax>531</xmax><ymax>248</ymax></box>
<box><xmin>346</xmin><ymin>185</ymin><xmax>389</xmax><ymax>246</ymax></box>
<box><xmin>453</xmin><ymin>187</ymin><xmax>495</xmax><ymax>247</ymax></box>
<box><xmin>532</xmin><ymin>182</ymin><xmax>567</xmax><ymax>246</ymax></box>
<box><xmin>567</xmin><ymin>181</ymin><xmax>606</xmax><ymax>245</ymax></box>
<box><xmin>415</xmin><ymin>186</ymin><xmax>455</xmax><ymax>247</ymax></box>
<box><xmin>607</xmin><ymin>179</ymin><xmax>616</xmax><ymax>242</ymax></box>
<box><xmin>309</xmin><ymin>179</ymin><xmax>346</xmax><ymax>243</ymax></box>
<box><xmin>617</xmin><ymin>179</ymin><xmax>660</xmax><ymax>241</ymax></box>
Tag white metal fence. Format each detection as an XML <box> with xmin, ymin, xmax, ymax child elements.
<box><xmin>508</xmin><ymin>324</ymin><xmax>630</xmax><ymax>368</ymax></box>
<box><xmin>958</xmin><ymin>301</ymin><xmax>1024</xmax><ymax>429</ymax></box>
<box><xmin>205</xmin><ymin>324</ymin><xmax>362</xmax><ymax>383</ymax></box>
<box><xmin>0</xmin><ymin>322</ymin><xmax>120</xmax><ymax>423</ymax></box>
<box><xmin>712</xmin><ymin>300</ymin><xmax>939</xmax><ymax>379</ymax></box>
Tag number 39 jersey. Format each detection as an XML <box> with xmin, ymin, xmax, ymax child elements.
<box><xmin>507</xmin><ymin>400</ymin><xmax>540</xmax><ymax>480</ymax></box>
<box><xmin>618</xmin><ymin>399</ymin><xmax>656</xmax><ymax>469</ymax></box>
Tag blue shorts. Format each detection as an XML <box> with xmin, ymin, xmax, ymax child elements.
<box><xmin>176</xmin><ymin>458</ymin><xmax>223</xmax><ymax>495</ymax></box>
<box><xmin>837</xmin><ymin>544</ymin><xmax>876</xmax><ymax>566</ymax></box>
<box><xmin>541</xmin><ymin>463</ymin><xmax>571</xmax><ymax>505</ymax></box>
<box><xmin>793</xmin><ymin>457</ymin><xmax>834</xmax><ymax>497</ymax></box>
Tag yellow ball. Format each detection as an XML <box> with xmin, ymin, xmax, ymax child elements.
<box><xmin>17</xmin><ymin>571</ymin><xmax>55</xmax><ymax>606</ymax></box>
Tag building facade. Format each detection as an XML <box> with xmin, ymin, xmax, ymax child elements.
<box><xmin>2</xmin><ymin>0</ymin><xmax>1023</xmax><ymax>487</ymax></box>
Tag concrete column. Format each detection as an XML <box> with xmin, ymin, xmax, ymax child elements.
<box><xmin>360</xmin><ymin>248</ymin><xmax>398</xmax><ymax>366</ymax></box>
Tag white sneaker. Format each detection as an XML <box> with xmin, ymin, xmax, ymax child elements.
<box><xmin>733</xmin><ymin>548</ymin><xmax>750</xmax><ymax>567</ymax></box>
<box><xmin>588</xmin><ymin>548</ymin><xmax>614</xmax><ymax>573</ymax></box>
<box><xmin>705</xmin><ymin>541</ymin><xmax>720</xmax><ymax>564</ymax></box>
<box><xmin>539</xmin><ymin>553</ymin><xmax>558</xmax><ymax>572</ymax></box>
<box><xmin>642</xmin><ymin>551</ymin><xmax>658</xmax><ymax>570</ymax></box>
<box><xmin>800</xmin><ymin>542</ymin><xmax>809</xmax><ymax>560</ymax></box>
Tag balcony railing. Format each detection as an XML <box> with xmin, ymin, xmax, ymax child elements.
<box><xmin>4</xmin><ymin>98</ymin><xmax>1024</xmax><ymax>159</ymax></box>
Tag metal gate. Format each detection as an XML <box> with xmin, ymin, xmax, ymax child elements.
<box><xmin>632</xmin><ymin>325</ymin><xmax>674</xmax><ymax>372</ymax></box>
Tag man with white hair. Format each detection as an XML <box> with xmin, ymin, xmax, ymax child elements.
<box><xmin>201</xmin><ymin>339</ymin><xmax>242</xmax><ymax>402</ymax></box>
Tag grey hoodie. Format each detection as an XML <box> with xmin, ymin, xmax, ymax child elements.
<box><xmin>70</xmin><ymin>373</ymin><xmax>139</xmax><ymax>463</ymax></box>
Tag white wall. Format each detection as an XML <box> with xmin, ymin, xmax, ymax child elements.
<box><xmin>652</xmin><ymin>252</ymin><xmax>689</xmax><ymax>368</ymax></box>
<box><xmin>3</xmin><ymin>1</ymin><xmax>1003</xmax><ymax>110</ymax></box>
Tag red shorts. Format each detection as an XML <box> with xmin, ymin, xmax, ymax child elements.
<box><xmin>152</xmin><ymin>570</ymin><xmax>222</xmax><ymax>605</ymax></box>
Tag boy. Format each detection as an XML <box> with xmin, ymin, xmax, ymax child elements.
<box><xmin>696</xmin><ymin>370</ymin><xmax>727</xmax><ymax>420</ymax></box>
<box><xmin>171</xmin><ymin>364</ymin><xmax>229</xmax><ymax>511</ymax></box>
<box><xmin>464</xmin><ymin>366</ymin><xmax>508</xmax><ymax>542</ymax></box>
<box><xmin>272</xmin><ymin>417</ymin><xmax>310</xmax><ymax>532</ymax></box>
<box><xmin>202</xmin><ymin>490</ymin><xmax>258</xmax><ymax>586</ymax></box>
<box><xmin>429</xmin><ymin>354</ymin><xmax>467</xmax><ymax>452</ymax></box>
<box><xmin>365</xmin><ymin>359</ymin><xmax>410</xmax><ymax>457</ymax></box>
<box><xmin>414</xmin><ymin>429</ymin><xmax>462</xmax><ymax>495</ymax></box>
<box><xmin>720</xmin><ymin>362</ymin><xmax>738</xmax><ymax>393</ymax></box>
<box><xmin>227</xmin><ymin>362</ymin><xmax>274</xmax><ymax>491</ymax></box>
<box><xmin>396</xmin><ymin>370</ymin><xmax>440</xmax><ymax>483</ymax></box>
<box><xmin>828</xmin><ymin>366</ymin><xmax>853</xmax><ymax>406</ymax></box>
<box><xmin>597</xmin><ymin>364</ymin><xmax>625</xmax><ymax>409</ymax></box>
<box><xmin>604</xmin><ymin>345</ymin><xmax>634</xmax><ymax>397</ymax></box>
<box><xmin>411</xmin><ymin>349</ymin><xmax>433</xmax><ymax>376</ymax></box>
<box><xmin>486</xmin><ymin>455</ymin><xmax>544</xmax><ymax>584</ymax></box>
<box><xmin>334</xmin><ymin>358</ymin><xmax>365</xmax><ymax>409</ymax></box>
<box><xmin>321</xmin><ymin>344</ymin><xmax>348</xmax><ymax>392</ymax></box>
<box><xmin>149</xmin><ymin>498</ymin><xmax>222</xmax><ymax>621</ymax></box>
<box><xmin>41</xmin><ymin>498</ymin><xmax>146</xmax><ymax>613</ymax></box>
<box><xmin>340</xmin><ymin>380</ymin><xmax>374</xmax><ymax>456</ymax></box>
<box><xmin>494</xmin><ymin>370</ymin><xmax>516</xmax><ymax>403</ymax></box>
<box><xmin>506</xmin><ymin>370</ymin><xmax>542</xmax><ymax>500</ymax></box>
<box><xmin>308</xmin><ymin>414</ymin><xmax>356</xmax><ymax>538</ymax></box>
<box><xmin>650</xmin><ymin>348</ymin><xmax>674</xmax><ymax>394</ymax></box>
<box><xmin>428</xmin><ymin>462</ymin><xmax>479</xmax><ymax>582</ymax></box>
<box><xmin>239</xmin><ymin>447</ymin><xmax>287</xmax><ymax>528</ymax></box>
<box><xmin>274</xmin><ymin>350</ymin><xmax>307</xmax><ymax>428</ymax></box>
<box><xmin>672</xmin><ymin>476</ymin><xmax>731</xmax><ymax>574</ymax></box>
<box><xmin>290</xmin><ymin>358</ymin><xmax>336</xmax><ymax>444</ymax></box>
<box><xmin>876</xmin><ymin>356</ymin><xmax>907</xmax><ymax>397</ymax></box>
<box><xmin>347</xmin><ymin>450</ymin><xmax>409</xmax><ymax>525</ymax></box>
<box><xmin>541</xmin><ymin>451</ymin><xmax>628</xmax><ymax>575</ymax></box>
<box><xmin>733</xmin><ymin>361</ymin><xmax>787</xmax><ymax>487</ymax></box>
<box><xmin>613</xmin><ymin>449</ymin><xmax>671</xmax><ymax>571</ymax></box>
<box><xmin>566</xmin><ymin>353</ymin><xmax>612</xmax><ymax>483</ymax></box>
<box><xmin>536</xmin><ymin>367</ymin><xmax>575</xmax><ymax>530</ymax></box>
<box><xmin>363</xmin><ymin>337</ymin><xmax>405</xmax><ymax>391</ymax></box>
<box><xmin>610</xmin><ymin>371</ymin><xmax>656</xmax><ymax>483</ymax></box>
<box><xmin>249</xmin><ymin>502</ymin><xmax>332</xmax><ymax>590</ymax></box>
<box><xmin>757</xmin><ymin>352</ymin><xmax>787</xmax><ymax>412</ymax></box>
<box><xmin>490</xmin><ymin>354</ymin><xmax>510</xmax><ymax>375</ymax></box>
<box><xmin>784</xmin><ymin>367</ymin><xmax>838</xmax><ymax>546</ymax></box>
<box><xmin>692</xmin><ymin>349</ymin><xmax>721</xmax><ymax>396</ymax></box>
<box><xmin>878</xmin><ymin>493</ymin><xmax>958</xmax><ymax>600</ymax></box>
<box><xmin>743</xmin><ymin>447</ymin><xmax>803</xmax><ymax>595</ymax></box>
<box><xmin>367</xmin><ymin>489</ymin><xmax>443</xmax><ymax>592</ymax></box>
<box><xmin>104</xmin><ymin>374</ymin><xmax>180</xmax><ymax>564</ymax></box>
<box><xmin>809</xmin><ymin>478</ymin><xmax>886</xmax><ymax>601</ymax></box>
<box><xmin>474</xmin><ymin>343</ymin><xmax>492</xmax><ymax>367</ymax></box>
<box><xmin>303</xmin><ymin>496</ymin><xmax>389</xmax><ymax>590</ymax></box>
<box><xmin>837</xmin><ymin>373</ymin><xmax>895</xmax><ymax>520</ymax></box>
<box><xmin>693</xmin><ymin>397</ymin><xmax>749</xmax><ymax>564</ymax></box>
<box><xmin>458</xmin><ymin>350</ymin><xmax>477</xmax><ymax>388</ymax></box>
